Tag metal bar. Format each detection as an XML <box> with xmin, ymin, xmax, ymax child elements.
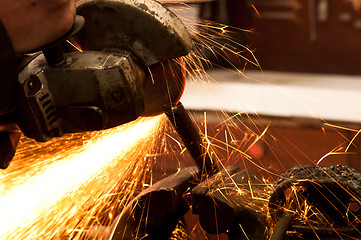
<box><xmin>163</xmin><ymin>102</ymin><xmax>219</xmax><ymax>177</ymax></box>
<box><xmin>270</xmin><ymin>213</ymin><xmax>296</xmax><ymax>240</ymax></box>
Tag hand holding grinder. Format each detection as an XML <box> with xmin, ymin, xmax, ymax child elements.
<box><xmin>0</xmin><ymin>0</ymin><xmax>193</xmax><ymax>168</ymax></box>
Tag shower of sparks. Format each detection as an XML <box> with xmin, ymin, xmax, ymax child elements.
<box><xmin>1</xmin><ymin>1</ymin><xmax>360</xmax><ymax>240</ymax></box>
<box><xmin>279</xmin><ymin>182</ymin><xmax>361</xmax><ymax>237</ymax></box>
<box><xmin>0</xmin><ymin>116</ymin><xmax>164</xmax><ymax>239</ymax></box>
<box><xmin>169</xmin><ymin>2</ymin><xmax>361</xmax><ymax>239</ymax></box>
<box><xmin>175</xmin><ymin>7</ymin><xmax>361</xmax><ymax>237</ymax></box>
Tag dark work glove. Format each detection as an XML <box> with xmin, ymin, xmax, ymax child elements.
<box><xmin>0</xmin><ymin>19</ymin><xmax>18</xmax><ymax>116</ymax></box>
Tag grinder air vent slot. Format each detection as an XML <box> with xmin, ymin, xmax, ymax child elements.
<box><xmin>39</xmin><ymin>93</ymin><xmax>49</xmax><ymax>102</ymax></box>
<box><xmin>27</xmin><ymin>73</ymin><xmax>60</xmax><ymax>131</ymax></box>
<box><xmin>38</xmin><ymin>95</ymin><xmax>57</xmax><ymax>126</ymax></box>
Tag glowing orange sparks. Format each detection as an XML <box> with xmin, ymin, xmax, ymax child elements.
<box><xmin>0</xmin><ymin>116</ymin><xmax>162</xmax><ymax>239</ymax></box>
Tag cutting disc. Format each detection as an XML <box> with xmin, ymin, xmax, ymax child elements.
<box><xmin>72</xmin><ymin>0</ymin><xmax>191</xmax><ymax>115</ymax></box>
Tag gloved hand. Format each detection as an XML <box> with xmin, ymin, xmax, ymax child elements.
<box><xmin>0</xmin><ymin>0</ymin><xmax>76</xmax><ymax>53</ymax></box>
<box><xmin>0</xmin><ymin>0</ymin><xmax>76</xmax><ymax>168</ymax></box>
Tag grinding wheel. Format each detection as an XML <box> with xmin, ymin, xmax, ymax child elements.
<box><xmin>71</xmin><ymin>0</ymin><xmax>192</xmax><ymax>115</ymax></box>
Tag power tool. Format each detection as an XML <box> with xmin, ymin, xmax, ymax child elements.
<box><xmin>0</xmin><ymin>0</ymin><xmax>193</xmax><ymax>168</ymax></box>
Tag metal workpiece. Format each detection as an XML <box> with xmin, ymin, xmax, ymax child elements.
<box><xmin>17</xmin><ymin>51</ymin><xmax>145</xmax><ymax>141</ymax></box>
<box><xmin>269</xmin><ymin>213</ymin><xmax>296</xmax><ymax>240</ymax></box>
<box><xmin>191</xmin><ymin>166</ymin><xmax>267</xmax><ymax>240</ymax></box>
<box><xmin>74</xmin><ymin>0</ymin><xmax>193</xmax><ymax>67</ymax></box>
<box><xmin>163</xmin><ymin>102</ymin><xmax>219</xmax><ymax>177</ymax></box>
<box><xmin>107</xmin><ymin>166</ymin><xmax>199</xmax><ymax>240</ymax></box>
<box><xmin>269</xmin><ymin>165</ymin><xmax>361</xmax><ymax>237</ymax></box>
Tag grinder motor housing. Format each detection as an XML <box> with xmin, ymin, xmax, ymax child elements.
<box><xmin>14</xmin><ymin>0</ymin><xmax>193</xmax><ymax>142</ymax></box>
<box><xmin>17</xmin><ymin>51</ymin><xmax>146</xmax><ymax>141</ymax></box>
<box><xmin>0</xmin><ymin>0</ymin><xmax>193</xmax><ymax>168</ymax></box>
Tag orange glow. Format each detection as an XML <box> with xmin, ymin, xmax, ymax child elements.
<box><xmin>2</xmin><ymin>2</ymin><xmax>359</xmax><ymax>239</ymax></box>
<box><xmin>347</xmin><ymin>0</ymin><xmax>361</xmax><ymax>11</ymax></box>
<box><xmin>67</xmin><ymin>40</ymin><xmax>83</xmax><ymax>52</ymax></box>
<box><xmin>0</xmin><ymin>116</ymin><xmax>163</xmax><ymax>239</ymax></box>
<box><xmin>251</xmin><ymin>4</ymin><xmax>261</xmax><ymax>19</ymax></box>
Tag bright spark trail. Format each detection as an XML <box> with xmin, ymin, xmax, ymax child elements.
<box><xmin>0</xmin><ymin>2</ymin><xmax>357</xmax><ymax>240</ymax></box>
<box><xmin>0</xmin><ymin>116</ymin><xmax>163</xmax><ymax>239</ymax></box>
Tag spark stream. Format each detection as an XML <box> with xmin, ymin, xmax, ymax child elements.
<box><xmin>0</xmin><ymin>116</ymin><xmax>163</xmax><ymax>239</ymax></box>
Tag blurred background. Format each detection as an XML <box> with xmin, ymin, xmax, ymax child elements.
<box><xmin>157</xmin><ymin>0</ymin><xmax>361</xmax><ymax>178</ymax></box>
<box><xmin>5</xmin><ymin>1</ymin><xmax>361</xmax><ymax>239</ymax></box>
<box><xmin>154</xmin><ymin>3</ymin><xmax>361</xmax><ymax>238</ymax></box>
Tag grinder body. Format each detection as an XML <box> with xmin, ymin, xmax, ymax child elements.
<box><xmin>17</xmin><ymin>51</ymin><xmax>145</xmax><ymax>142</ymax></box>
<box><xmin>0</xmin><ymin>0</ymin><xmax>193</xmax><ymax>167</ymax></box>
